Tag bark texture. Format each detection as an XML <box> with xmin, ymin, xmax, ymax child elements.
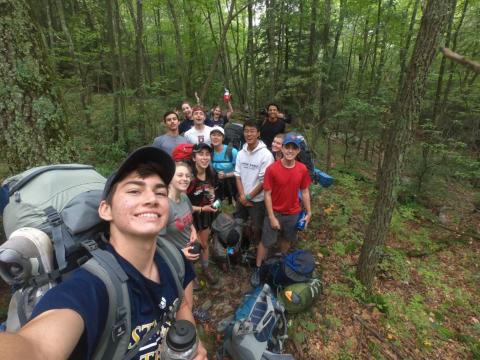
<box><xmin>0</xmin><ymin>0</ymin><xmax>74</xmax><ymax>172</ymax></box>
<box><xmin>356</xmin><ymin>0</ymin><xmax>454</xmax><ymax>290</ymax></box>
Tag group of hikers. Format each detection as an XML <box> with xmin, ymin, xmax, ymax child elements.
<box><xmin>0</xmin><ymin>97</ymin><xmax>312</xmax><ymax>360</ymax></box>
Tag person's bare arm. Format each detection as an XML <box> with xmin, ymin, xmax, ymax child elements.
<box><xmin>301</xmin><ymin>187</ymin><xmax>312</xmax><ymax>225</ymax></box>
<box><xmin>264</xmin><ymin>189</ymin><xmax>280</xmax><ymax>230</ymax></box>
<box><xmin>0</xmin><ymin>308</ymin><xmax>84</xmax><ymax>360</ymax></box>
<box><xmin>246</xmin><ymin>181</ymin><xmax>264</xmax><ymax>200</ymax></box>
<box><xmin>236</xmin><ymin>176</ymin><xmax>253</xmax><ymax>207</ymax></box>
<box><xmin>176</xmin><ymin>282</ymin><xmax>207</xmax><ymax>360</ymax></box>
<box><xmin>226</xmin><ymin>100</ymin><xmax>234</xmax><ymax>119</ymax></box>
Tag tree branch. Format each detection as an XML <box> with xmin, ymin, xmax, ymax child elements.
<box><xmin>439</xmin><ymin>47</ymin><xmax>480</xmax><ymax>74</ymax></box>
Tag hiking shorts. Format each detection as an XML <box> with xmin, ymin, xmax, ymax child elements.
<box><xmin>262</xmin><ymin>212</ymin><xmax>300</xmax><ymax>248</ymax></box>
<box><xmin>234</xmin><ymin>201</ymin><xmax>265</xmax><ymax>243</ymax></box>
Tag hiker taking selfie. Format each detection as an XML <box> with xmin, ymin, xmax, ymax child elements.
<box><xmin>0</xmin><ymin>146</ymin><xmax>207</xmax><ymax>360</ymax></box>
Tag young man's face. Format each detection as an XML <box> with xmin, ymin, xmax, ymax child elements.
<box><xmin>165</xmin><ymin>113</ymin><xmax>179</xmax><ymax>131</ymax></box>
<box><xmin>244</xmin><ymin>126</ymin><xmax>259</xmax><ymax>145</ymax></box>
<box><xmin>210</xmin><ymin>131</ymin><xmax>224</xmax><ymax>146</ymax></box>
<box><xmin>99</xmin><ymin>172</ymin><xmax>169</xmax><ymax>240</ymax></box>
<box><xmin>267</xmin><ymin>105</ymin><xmax>279</xmax><ymax>121</ymax></box>
<box><xmin>182</xmin><ymin>103</ymin><xmax>192</xmax><ymax>118</ymax></box>
<box><xmin>192</xmin><ymin>110</ymin><xmax>205</xmax><ymax>125</ymax></box>
<box><xmin>281</xmin><ymin>143</ymin><xmax>300</xmax><ymax>161</ymax></box>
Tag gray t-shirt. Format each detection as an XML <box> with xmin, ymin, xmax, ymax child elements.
<box><xmin>153</xmin><ymin>134</ymin><xmax>187</xmax><ymax>155</ymax></box>
<box><xmin>159</xmin><ymin>194</ymin><xmax>194</xmax><ymax>250</ymax></box>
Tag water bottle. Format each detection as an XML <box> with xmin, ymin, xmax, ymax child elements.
<box><xmin>223</xmin><ymin>88</ymin><xmax>230</xmax><ymax>103</ymax></box>
<box><xmin>295</xmin><ymin>210</ymin><xmax>306</xmax><ymax>231</ymax></box>
<box><xmin>212</xmin><ymin>199</ymin><xmax>221</xmax><ymax>209</ymax></box>
<box><xmin>159</xmin><ymin>320</ymin><xmax>198</xmax><ymax>360</ymax></box>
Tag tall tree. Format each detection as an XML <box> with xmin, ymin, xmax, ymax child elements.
<box><xmin>356</xmin><ymin>0</ymin><xmax>454</xmax><ymax>290</ymax></box>
<box><xmin>0</xmin><ymin>0</ymin><xmax>74</xmax><ymax>171</ymax></box>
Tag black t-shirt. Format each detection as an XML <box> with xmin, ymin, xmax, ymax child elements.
<box><xmin>260</xmin><ymin>118</ymin><xmax>286</xmax><ymax>148</ymax></box>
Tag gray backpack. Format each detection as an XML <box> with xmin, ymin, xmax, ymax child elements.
<box><xmin>0</xmin><ymin>164</ymin><xmax>185</xmax><ymax>359</ymax></box>
<box><xmin>211</xmin><ymin>213</ymin><xmax>243</xmax><ymax>267</ymax></box>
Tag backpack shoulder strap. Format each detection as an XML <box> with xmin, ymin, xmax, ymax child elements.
<box><xmin>225</xmin><ymin>143</ymin><xmax>233</xmax><ymax>162</ymax></box>
<box><xmin>80</xmin><ymin>243</ymin><xmax>131</xmax><ymax>360</ymax></box>
<box><xmin>156</xmin><ymin>238</ymin><xmax>185</xmax><ymax>303</ymax></box>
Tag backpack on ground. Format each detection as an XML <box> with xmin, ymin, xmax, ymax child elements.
<box><xmin>211</xmin><ymin>213</ymin><xmax>243</xmax><ymax>269</ymax></box>
<box><xmin>260</xmin><ymin>250</ymin><xmax>315</xmax><ymax>291</ymax></box>
<box><xmin>221</xmin><ymin>284</ymin><xmax>294</xmax><ymax>360</ymax></box>
<box><xmin>278</xmin><ymin>278</ymin><xmax>323</xmax><ymax>314</ymax></box>
<box><xmin>313</xmin><ymin>168</ymin><xmax>333</xmax><ymax>188</ymax></box>
<box><xmin>224</xmin><ymin>122</ymin><xmax>245</xmax><ymax>150</ymax></box>
<box><xmin>0</xmin><ymin>164</ymin><xmax>185</xmax><ymax>359</ymax></box>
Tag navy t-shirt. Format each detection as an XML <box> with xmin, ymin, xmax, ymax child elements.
<box><xmin>179</xmin><ymin>119</ymin><xmax>194</xmax><ymax>134</ymax></box>
<box><xmin>205</xmin><ymin>115</ymin><xmax>228</xmax><ymax>128</ymax></box>
<box><xmin>31</xmin><ymin>245</ymin><xmax>195</xmax><ymax>360</ymax></box>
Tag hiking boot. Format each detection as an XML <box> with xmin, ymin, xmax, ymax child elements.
<box><xmin>193</xmin><ymin>307</ymin><xmax>210</xmax><ymax>323</ymax></box>
<box><xmin>250</xmin><ymin>267</ymin><xmax>261</xmax><ymax>288</ymax></box>
<box><xmin>202</xmin><ymin>267</ymin><xmax>218</xmax><ymax>285</ymax></box>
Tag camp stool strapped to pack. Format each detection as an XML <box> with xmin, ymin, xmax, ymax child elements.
<box><xmin>0</xmin><ymin>164</ymin><xmax>186</xmax><ymax>359</ymax></box>
<box><xmin>221</xmin><ymin>284</ymin><xmax>294</xmax><ymax>360</ymax></box>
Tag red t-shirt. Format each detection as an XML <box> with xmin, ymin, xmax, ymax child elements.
<box><xmin>263</xmin><ymin>160</ymin><xmax>311</xmax><ymax>214</ymax></box>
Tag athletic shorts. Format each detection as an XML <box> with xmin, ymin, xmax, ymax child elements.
<box><xmin>261</xmin><ymin>211</ymin><xmax>300</xmax><ymax>248</ymax></box>
<box><xmin>193</xmin><ymin>211</ymin><xmax>216</xmax><ymax>231</ymax></box>
<box><xmin>234</xmin><ymin>201</ymin><xmax>265</xmax><ymax>243</ymax></box>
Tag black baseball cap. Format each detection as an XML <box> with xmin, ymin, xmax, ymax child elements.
<box><xmin>102</xmin><ymin>146</ymin><xmax>175</xmax><ymax>200</ymax></box>
<box><xmin>192</xmin><ymin>143</ymin><xmax>212</xmax><ymax>153</ymax></box>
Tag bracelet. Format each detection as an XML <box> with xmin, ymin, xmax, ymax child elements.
<box><xmin>199</xmin><ymin>207</ymin><xmax>202</xmax><ymax>213</ymax></box>
<box><xmin>245</xmin><ymin>194</ymin><xmax>251</xmax><ymax>201</ymax></box>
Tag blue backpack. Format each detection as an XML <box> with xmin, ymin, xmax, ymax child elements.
<box><xmin>221</xmin><ymin>284</ymin><xmax>293</xmax><ymax>360</ymax></box>
<box><xmin>260</xmin><ymin>250</ymin><xmax>315</xmax><ymax>291</ymax></box>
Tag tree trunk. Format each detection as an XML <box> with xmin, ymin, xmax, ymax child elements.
<box><xmin>432</xmin><ymin>0</ymin><xmax>457</xmax><ymax>123</ymax></box>
<box><xmin>398</xmin><ymin>0</ymin><xmax>420</xmax><ymax>87</ymax></box>
<box><xmin>356</xmin><ymin>0</ymin><xmax>454</xmax><ymax>290</ymax></box>
<box><xmin>106</xmin><ymin>0</ymin><xmax>121</xmax><ymax>143</ymax></box>
<box><xmin>0</xmin><ymin>0</ymin><xmax>74</xmax><ymax>171</ymax></box>
<box><xmin>135</xmin><ymin>0</ymin><xmax>146</xmax><ymax>143</ymax></box>
<box><xmin>166</xmin><ymin>0</ymin><xmax>187</xmax><ymax>97</ymax></box>
<box><xmin>55</xmin><ymin>0</ymin><xmax>91</xmax><ymax>124</ymax></box>
<box><xmin>199</xmin><ymin>0</ymin><xmax>236</xmax><ymax>101</ymax></box>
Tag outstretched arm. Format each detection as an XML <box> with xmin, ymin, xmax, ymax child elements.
<box><xmin>0</xmin><ymin>308</ymin><xmax>84</xmax><ymax>360</ymax></box>
<box><xmin>226</xmin><ymin>99</ymin><xmax>234</xmax><ymax>119</ymax></box>
<box><xmin>176</xmin><ymin>282</ymin><xmax>207</xmax><ymax>360</ymax></box>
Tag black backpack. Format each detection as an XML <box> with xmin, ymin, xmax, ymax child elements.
<box><xmin>287</xmin><ymin>132</ymin><xmax>316</xmax><ymax>182</ymax></box>
<box><xmin>224</xmin><ymin>122</ymin><xmax>245</xmax><ymax>150</ymax></box>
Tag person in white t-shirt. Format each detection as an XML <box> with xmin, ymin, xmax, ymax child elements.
<box><xmin>184</xmin><ymin>106</ymin><xmax>212</xmax><ymax>145</ymax></box>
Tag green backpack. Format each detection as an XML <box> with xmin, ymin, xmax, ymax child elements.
<box><xmin>278</xmin><ymin>278</ymin><xmax>322</xmax><ymax>314</ymax></box>
<box><xmin>0</xmin><ymin>164</ymin><xmax>185</xmax><ymax>359</ymax></box>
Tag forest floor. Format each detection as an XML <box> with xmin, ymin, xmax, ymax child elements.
<box><xmin>0</xmin><ymin>159</ymin><xmax>479</xmax><ymax>359</ymax></box>
<box><xmin>192</xmin><ymin>166</ymin><xmax>480</xmax><ymax>359</ymax></box>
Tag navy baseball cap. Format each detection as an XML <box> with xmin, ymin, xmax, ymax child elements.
<box><xmin>283</xmin><ymin>133</ymin><xmax>301</xmax><ymax>147</ymax></box>
<box><xmin>102</xmin><ymin>146</ymin><xmax>175</xmax><ymax>200</ymax></box>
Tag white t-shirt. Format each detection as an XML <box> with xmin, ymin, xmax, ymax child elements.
<box><xmin>184</xmin><ymin>125</ymin><xmax>212</xmax><ymax>145</ymax></box>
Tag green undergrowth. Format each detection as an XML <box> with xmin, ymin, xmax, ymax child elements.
<box><xmin>317</xmin><ymin>166</ymin><xmax>479</xmax><ymax>358</ymax></box>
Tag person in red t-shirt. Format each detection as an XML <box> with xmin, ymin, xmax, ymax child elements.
<box><xmin>250</xmin><ymin>133</ymin><xmax>312</xmax><ymax>287</ymax></box>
